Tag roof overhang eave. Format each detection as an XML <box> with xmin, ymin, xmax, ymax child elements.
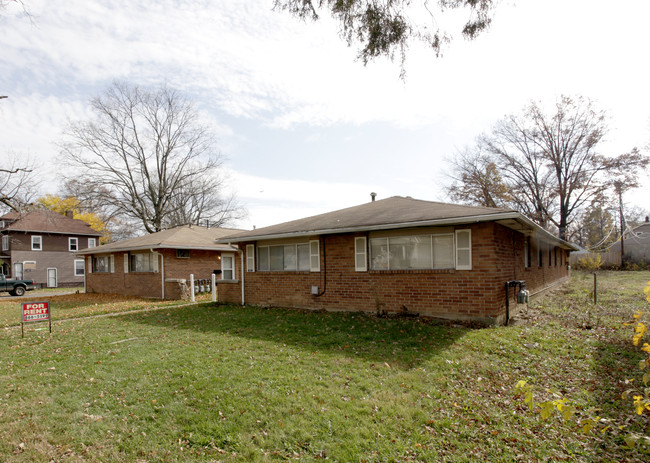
<box><xmin>217</xmin><ymin>212</ymin><xmax>579</xmax><ymax>251</ymax></box>
<box><xmin>76</xmin><ymin>244</ymin><xmax>238</xmax><ymax>255</ymax></box>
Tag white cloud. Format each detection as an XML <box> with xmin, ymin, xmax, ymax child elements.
<box><xmin>1</xmin><ymin>0</ymin><xmax>648</xmax><ymax>224</ymax></box>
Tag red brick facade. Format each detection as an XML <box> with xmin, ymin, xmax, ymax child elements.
<box><xmin>217</xmin><ymin>222</ymin><xmax>570</xmax><ymax>324</ymax></box>
<box><xmin>85</xmin><ymin>249</ymin><xmax>225</xmax><ymax>299</ymax></box>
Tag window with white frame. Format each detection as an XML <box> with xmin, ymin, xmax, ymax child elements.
<box><xmin>369</xmin><ymin>233</ymin><xmax>455</xmax><ymax>270</ymax></box>
<box><xmin>309</xmin><ymin>240</ymin><xmax>320</xmax><ymax>272</ymax></box>
<box><xmin>69</xmin><ymin>237</ymin><xmax>78</xmax><ymax>251</ymax></box>
<box><xmin>246</xmin><ymin>244</ymin><xmax>255</xmax><ymax>272</ymax></box>
<box><xmin>74</xmin><ymin>259</ymin><xmax>85</xmax><ymax>276</ymax></box>
<box><xmin>31</xmin><ymin>235</ymin><xmax>42</xmax><ymax>251</ymax></box>
<box><xmin>257</xmin><ymin>243</ymin><xmax>312</xmax><ymax>271</ymax></box>
<box><xmin>455</xmin><ymin>229</ymin><xmax>472</xmax><ymax>270</ymax></box>
<box><xmin>88</xmin><ymin>238</ymin><xmax>96</xmax><ymax>248</ymax></box>
<box><xmin>2</xmin><ymin>235</ymin><xmax>8</xmax><ymax>251</ymax></box>
<box><xmin>92</xmin><ymin>255</ymin><xmax>112</xmax><ymax>273</ymax></box>
<box><xmin>129</xmin><ymin>252</ymin><xmax>157</xmax><ymax>272</ymax></box>
<box><xmin>354</xmin><ymin>237</ymin><xmax>367</xmax><ymax>271</ymax></box>
<box><xmin>222</xmin><ymin>253</ymin><xmax>235</xmax><ymax>279</ymax></box>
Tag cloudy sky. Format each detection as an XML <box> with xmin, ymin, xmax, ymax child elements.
<box><xmin>1</xmin><ymin>0</ymin><xmax>649</xmax><ymax>230</ymax></box>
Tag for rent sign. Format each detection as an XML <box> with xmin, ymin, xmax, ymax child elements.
<box><xmin>21</xmin><ymin>301</ymin><xmax>52</xmax><ymax>336</ymax></box>
<box><xmin>22</xmin><ymin>302</ymin><xmax>50</xmax><ymax>322</ymax></box>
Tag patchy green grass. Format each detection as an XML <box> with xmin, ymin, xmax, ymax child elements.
<box><xmin>0</xmin><ymin>293</ymin><xmax>211</xmax><ymax>328</ymax></box>
<box><xmin>0</xmin><ymin>271</ymin><xmax>648</xmax><ymax>462</ymax></box>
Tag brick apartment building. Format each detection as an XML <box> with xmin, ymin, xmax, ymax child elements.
<box><xmin>215</xmin><ymin>196</ymin><xmax>578</xmax><ymax>325</ymax></box>
<box><xmin>0</xmin><ymin>209</ymin><xmax>103</xmax><ymax>288</ymax></box>
<box><xmin>76</xmin><ymin>225</ymin><xmax>242</xmax><ymax>299</ymax></box>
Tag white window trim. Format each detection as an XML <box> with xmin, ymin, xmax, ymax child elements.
<box><xmin>109</xmin><ymin>255</ymin><xmax>115</xmax><ymax>273</ymax></box>
<box><xmin>88</xmin><ymin>238</ymin><xmax>96</xmax><ymax>248</ymax></box>
<box><xmin>355</xmin><ymin>237</ymin><xmax>367</xmax><ymax>272</ymax></box>
<box><xmin>69</xmin><ymin>237</ymin><xmax>79</xmax><ymax>251</ymax></box>
<box><xmin>246</xmin><ymin>244</ymin><xmax>255</xmax><ymax>272</ymax></box>
<box><xmin>455</xmin><ymin>229</ymin><xmax>472</xmax><ymax>271</ymax></box>
<box><xmin>31</xmin><ymin>235</ymin><xmax>42</xmax><ymax>251</ymax></box>
<box><xmin>309</xmin><ymin>240</ymin><xmax>320</xmax><ymax>272</ymax></box>
<box><xmin>128</xmin><ymin>252</ymin><xmax>158</xmax><ymax>273</ymax></box>
<box><xmin>369</xmin><ymin>233</ymin><xmax>454</xmax><ymax>271</ymax></box>
<box><xmin>74</xmin><ymin>259</ymin><xmax>85</xmax><ymax>276</ymax></box>
<box><xmin>256</xmin><ymin>243</ymin><xmax>314</xmax><ymax>272</ymax></box>
<box><xmin>124</xmin><ymin>253</ymin><xmax>129</xmax><ymax>273</ymax></box>
<box><xmin>87</xmin><ymin>256</ymin><xmax>92</xmax><ymax>274</ymax></box>
<box><xmin>221</xmin><ymin>253</ymin><xmax>235</xmax><ymax>280</ymax></box>
<box><xmin>1</xmin><ymin>235</ymin><xmax>8</xmax><ymax>251</ymax></box>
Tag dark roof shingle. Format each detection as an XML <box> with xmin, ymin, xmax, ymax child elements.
<box><xmin>1</xmin><ymin>210</ymin><xmax>103</xmax><ymax>236</ymax></box>
<box><xmin>220</xmin><ymin>196</ymin><xmax>514</xmax><ymax>241</ymax></box>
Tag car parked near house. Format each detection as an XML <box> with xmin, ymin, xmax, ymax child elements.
<box><xmin>0</xmin><ymin>274</ymin><xmax>36</xmax><ymax>296</ymax></box>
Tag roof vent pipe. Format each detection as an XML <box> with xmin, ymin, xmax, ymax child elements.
<box><xmin>370</xmin><ymin>192</ymin><xmax>377</xmax><ymax>202</ymax></box>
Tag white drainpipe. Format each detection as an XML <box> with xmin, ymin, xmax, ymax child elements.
<box><xmin>240</xmin><ymin>249</ymin><xmax>245</xmax><ymax>305</ymax></box>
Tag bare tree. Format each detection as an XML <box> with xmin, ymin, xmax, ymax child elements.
<box><xmin>450</xmin><ymin>96</ymin><xmax>648</xmax><ymax>240</ymax></box>
<box><xmin>446</xmin><ymin>146</ymin><xmax>510</xmax><ymax>208</ymax></box>
<box><xmin>481</xmin><ymin>96</ymin><xmax>648</xmax><ymax>240</ymax></box>
<box><xmin>0</xmin><ymin>155</ymin><xmax>37</xmax><ymax>213</ymax></box>
<box><xmin>59</xmin><ymin>82</ymin><xmax>245</xmax><ymax>234</ymax></box>
<box><xmin>163</xmin><ymin>173</ymin><xmax>247</xmax><ymax>229</ymax></box>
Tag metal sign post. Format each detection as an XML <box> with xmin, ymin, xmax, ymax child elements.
<box><xmin>21</xmin><ymin>301</ymin><xmax>52</xmax><ymax>337</ymax></box>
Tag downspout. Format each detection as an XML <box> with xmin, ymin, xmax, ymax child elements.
<box><xmin>240</xmin><ymin>249</ymin><xmax>245</xmax><ymax>305</ymax></box>
<box><xmin>315</xmin><ymin>237</ymin><xmax>327</xmax><ymax>297</ymax></box>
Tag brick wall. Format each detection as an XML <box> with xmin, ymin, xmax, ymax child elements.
<box><xmin>217</xmin><ymin>222</ymin><xmax>571</xmax><ymax>324</ymax></box>
<box><xmin>85</xmin><ymin>249</ymin><xmax>225</xmax><ymax>299</ymax></box>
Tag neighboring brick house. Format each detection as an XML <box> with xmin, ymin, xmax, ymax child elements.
<box><xmin>0</xmin><ymin>209</ymin><xmax>103</xmax><ymax>288</ymax></box>
<box><xmin>76</xmin><ymin>225</ymin><xmax>242</xmax><ymax>299</ymax></box>
<box><xmin>215</xmin><ymin>196</ymin><xmax>578</xmax><ymax>325</ymax></box>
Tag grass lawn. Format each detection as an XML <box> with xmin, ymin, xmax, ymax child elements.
<box><xmin>0</xmin><ymin>293</ymin><xmax>211</xmax><ymax>327</ymax></box>
<box><xmin>0</xmin><ymin>271</ymin><xmax>649</xmax><ymax>462</ymax></box>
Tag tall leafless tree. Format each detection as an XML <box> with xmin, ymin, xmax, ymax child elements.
<box><xmin>0</xmin><ymin>155</ymin><xmax>37</xmax><ymax>213</ymax></box>
<box><xmin>448</xmin><ymin>96</ymin><xmax>648</xmax><ymax>240</ymax></box>
<box><xmin>59</xmin><ymin>82</ymin><xmax>245</xmax><ymax>234</ymax></box>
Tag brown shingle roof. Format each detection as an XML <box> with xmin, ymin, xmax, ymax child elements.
<box><xmin>216</xmin><ymin>196</ymin><xmax>579</xmax><ymax>251</ymax></box>
<box><xmin>219</xmin><ymin>196</ymin><xmax>515</xmax><ymax>241</ymax></box>
<box><xmin>1</xmin><ymin>210</ymin><xmax>103</xmax><ymax>236</ymax></box>
<box><xmin>76</xmin><ymin>225</ymin><xmax>244</xmax><ymax>254</ymax></box>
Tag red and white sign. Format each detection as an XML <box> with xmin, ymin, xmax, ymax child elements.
<box><xmin>22</xmin><ymin>302</ymin><xmax>51</xmax><ymax>322</ymax></box>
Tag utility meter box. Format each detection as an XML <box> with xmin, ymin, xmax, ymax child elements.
<box><xmin>517</xmin><ymin>289</ymin><xmax>530</xmax><ymax>304</ymax></box>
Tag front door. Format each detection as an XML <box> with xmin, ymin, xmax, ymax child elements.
<box><xmin>13</xmin><ymin>263</ymin><xmax>23</xmax><ymax>280</ymax></box>
<box><xmin>47</xmin><ymin>268</ymin><xmax>57</xmax><ymax>288</ymax></box>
